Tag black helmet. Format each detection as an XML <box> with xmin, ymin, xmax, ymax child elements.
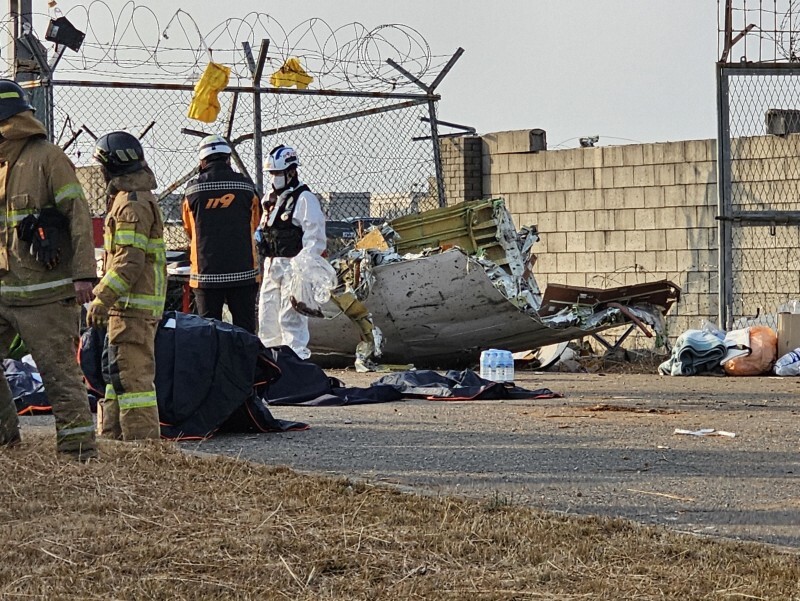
<box><xmin>0</xmin><ymin>79</ymin><xmax>35</xmax><ymax>122</ymax></box>
<box><xmin>93</xmin><ymin>131</ymin><xmax>145</xmax><ymax>176</ymax></box>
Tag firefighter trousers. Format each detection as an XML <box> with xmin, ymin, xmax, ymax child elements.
<box><xmin>99</xmin><ymin>315</ymin><xmax>160</xmax><ymax>441</ymax></box>
<box><xmin>0</xmin><ymin>300</ymin><xmax>96</xmax><ymax>457</ymax></box>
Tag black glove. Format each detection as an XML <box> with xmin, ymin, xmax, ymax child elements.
<box><xmin>16</xmin><ymin>214</ymin><xmax>38</xmax><ymax>244</ymax></box>
<box><xmin>254</xmin><ymin>227</ymin><xmax>271</xmax><ymax>260</ymax></box>
<box><xmin>16</xmin><ymin>208</ymin><xmax>70</xmax><ymax>270</ymax></box>
<box><xmin>32</xmin><ymin>226</ymin><xmax>61</xmax><ymax>269</ymax></box>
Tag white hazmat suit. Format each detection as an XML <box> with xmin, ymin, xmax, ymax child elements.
<box><xmin>257</xmin><ymin>181</ymin><xmax>326</xmax><ymax>359</ymax></box>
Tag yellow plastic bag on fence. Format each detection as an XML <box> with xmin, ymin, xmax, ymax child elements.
<box><xmin>187</xmin><ymin>62</ymin><xmax>231</xmax><ymax>123</ymax></box>
<box><xmin>723</xmin><ymin>325</ymin><xmax>778</xmax><ymax>376</ymax></box>
<box><xmin>270</xmin><ymin>57</ymin><xmax>314</xmax><ymax>90</ymax></box>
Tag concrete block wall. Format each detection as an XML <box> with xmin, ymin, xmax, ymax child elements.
<box><xmin>476</xmin><ymin>130</ymin><xmax>720</xmax><ymax>344</ymax></box>
<box><xmin>440</xmin><ymin>136</ymin><xmax>483</xmax><ymax>205</ymax></box>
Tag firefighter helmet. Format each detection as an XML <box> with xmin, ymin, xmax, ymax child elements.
<box><xmin>93</xmin><ymin>131</ymin><xmax>145</xmax><ymax>176</ymax></box>
<box><xmin>0</xmin><ymin>79</ymin><xmax>35</xmax><ymax>122</ymax></box>
<box><xmin>264</xmin><ymin>144</ymin><xmax>299</xmax><ymax>172</ymax></box>
<box><xmin>198</xmin><ymin>134</ymin><xmax>231</xmax><ymax>160</ymax></box>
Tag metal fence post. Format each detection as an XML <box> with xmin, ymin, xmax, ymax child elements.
<box><xmin>26</xmin><ymin>81</ymin><xmax>54</xmax><ymax>141</ymax></box>
<box><xmin>427</xmin><ymin>101</ymin><xmax>446</xmax><ymax>207</ymax></box>
<box><xmin>242</xmin><ymin>40</ymin><xmax>269</xmax><ymax>196</ymax></box>
<box><xmin>387</xmin><ymin>49</ymin><xmax>463</xmax><ymax>210</ymax></box>
<box><xmin>252</xmin><ymin>87</ymin><xmax>263</xmax><ymax>195</ymax></box>
<box><xmin>715</xmin><ymin>64</ymin><xmax>734</xmax><ymax>330</ymax></box>
<box><xmin>253</xmin><ymin>40</ymin><xmax>269</xmax><ymax>197</ymax></box>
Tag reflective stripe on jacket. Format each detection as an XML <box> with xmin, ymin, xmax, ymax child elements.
<box><xmin>94</xmin><ymin>168</ymin><xmax>166</xmax><ymax>319</ymax></box>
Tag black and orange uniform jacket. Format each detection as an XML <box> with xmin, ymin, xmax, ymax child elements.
<box><xmin>181</xmin><ymin>161</ymin><xmax>262</xmax><ymax>289</ymax></box>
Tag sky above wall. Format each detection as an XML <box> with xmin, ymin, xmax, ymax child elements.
<box><xmin>22</xmin><ymin>0</ymin><xmax>720</xmax><ymax>149</ymax></box>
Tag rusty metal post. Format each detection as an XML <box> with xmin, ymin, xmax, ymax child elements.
<box><xmin>427</xmin><ymin>101</ymin><xmax>446</xmax><ymax>207</ymax></box>
<box><xmin>243</xmin><ymin>40</ymin><xmax>270</xmax><ymax>196</ymax></box>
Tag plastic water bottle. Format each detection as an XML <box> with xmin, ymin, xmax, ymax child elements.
<box><xmin>480</xmin><ymin>349</ymin><xmax>500</xmax><ymax>381</ymax></box>
<box><xmin>488</xmin><ymin>350</ymin><xmax>499</xmax><ymax>381</ymax></box>
<box><xmin>482</xmin><ymin>349</ymin><xmax>516</xmax><ymax>382</ymax></box>
<box><xmin>501</xmin><ymin>350</ymin><xmax>515</xmax><ymax>383</ymax></box>
<box><xmin>479</xmin><ymin>350</ymin><xmax>491</xmax><ymax>380</ymax></box>
<box><xmin>497</xmin><ymin>351</ymin><xmax>508</xmax><ymax>382</ymax></box>
<box><xmin>494</xmin><ymin>350</ymin><xmax>505</xmax><ymax>382</ymax></box>
<box><xmin>493</xmin><ymin>350</ymin><xmax>512</xmax><ymax>383</ymax></box>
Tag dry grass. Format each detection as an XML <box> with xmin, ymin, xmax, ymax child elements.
<box><xmin>1</xmin><ymin>433</ymin><xmax>798</xmax><ymax>601</ymax></box>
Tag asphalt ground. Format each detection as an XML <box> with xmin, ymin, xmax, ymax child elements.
<box><xmin>18</xmin><ymin>370</ymin><xmax>800</xmax><ymax>549</ymax></box>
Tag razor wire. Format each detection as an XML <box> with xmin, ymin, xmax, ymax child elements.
<box><xmin>1</xmin><ymin>4</ymin><xmax>451</xmax><ymax>90</ymax></box>
<box><xmin>55</xmin><ymin>84</ymin><xmax>439</xmax><ymax>251</ymax></box>
<box><xmin>719</xmin><ymin>0</ymin><xmax>800</xmax><ymax>62</ymax></box>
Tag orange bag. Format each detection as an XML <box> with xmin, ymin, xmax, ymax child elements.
<box><xmin>723</xmin><ymin>325</ymin><xmax>778</xmax><ymax>376</ymax></box>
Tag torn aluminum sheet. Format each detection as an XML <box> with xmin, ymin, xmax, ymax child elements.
<box><xmin>471</xmin><ymin>255</ymin><xmax>541</xmax><ymax>314</ymax></box>
<box><xmin>333</xmin><ymin>199</ymin><xmax>543</xmax><ymax>327</ymax></box>
<box><xmin>390</xmin><ymin>198</ymin><xmax>540</xmax><ymax>288</ymax></box>
<box><xmin>310</xmin><ymin>247</ymin><xmax>680</xmax><ymax>367</ymax></box>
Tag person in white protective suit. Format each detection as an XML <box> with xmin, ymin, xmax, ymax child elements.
<box><xmin>255</xmin><ymin>144</ymin><xmax>327</xmax><ymax>359</ymax></box>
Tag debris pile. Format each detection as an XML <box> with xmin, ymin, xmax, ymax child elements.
<box><xmin>314</xmin><ymin>199</ymin><xmax>681</xmax><ymax>368</ymax></box>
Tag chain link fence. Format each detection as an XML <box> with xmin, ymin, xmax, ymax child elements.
<box><xmin>718</xmin><ymin>66</ymin><xmax>800</xmax><ymax>328</ymax></box>
<box><xmin>48</xmin><ymin>81</ymin><xmax>440</xmax><ymax>252</ymax></box>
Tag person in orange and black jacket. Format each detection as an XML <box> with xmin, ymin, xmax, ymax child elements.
<box><xmin>181</xmin><ymin>135</ymin><xmax>261</xmax><ymax>333</ymax></box>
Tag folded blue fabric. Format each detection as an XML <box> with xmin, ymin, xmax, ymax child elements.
<box><xmin>659</xmin><ymin>329</ymin><xmax>727</xmax><ymax>376</ymax></box>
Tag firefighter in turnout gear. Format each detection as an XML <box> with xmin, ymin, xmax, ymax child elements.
<box><xmin>256</xmin><ymin>144</ymin><xmax>326</xmax><ymax>359</ymax></box>
<box><xmin>0</xmin><ymin>79</ymin><xmax>97</xmax><ymax>460</ymax></box>
<box><xmin>89</xmin><ymin>131</ymin><xmax>166</xmax><ymax>441</ymax></box>
<box><xmin>181</xmin><ymin>134</ymin><xmax>261</xmax><ymax>333</ymax></box>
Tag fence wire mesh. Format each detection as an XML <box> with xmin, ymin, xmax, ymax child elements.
<box><xmin>721</xmin><ymin>69</ymin><xmax>800</xmax><ymax>327</ymax></box>
<box><xmin>730</xmin><ymin>226</ymin><xmax>800</xmax><ymax>325</ymax></box>
<box><xmin>51</xmin><ymin>82</ymin><xmax>439</xmax><ymax>252</ymax></box>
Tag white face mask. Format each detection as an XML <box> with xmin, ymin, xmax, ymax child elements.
<box><xmin>270</xmin><ymin>172</ymin><xmax>286</xmax><ymax>190</ymax></box>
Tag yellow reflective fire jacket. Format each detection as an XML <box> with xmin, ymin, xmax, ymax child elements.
<box><xmin>94</xmin><ymin>167</ymin><xmax>166</xmax><ymax>319</ymax></box>
<box><xmin>0</xmin><ymin>111</ymin><xmax>96</xmax><ymax>306</ymax></box>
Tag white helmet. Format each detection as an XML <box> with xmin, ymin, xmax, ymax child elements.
<box><xmin>265</xmin><ymin>144</ymin><xmax>299</xmax><ymax>172</ymax></box>
<box><xmin>198</xmin><ymin>134</ymin><xmax>231</xmax><ymax>160</ymax></box>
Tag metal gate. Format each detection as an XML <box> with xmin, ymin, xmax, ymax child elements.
<box><xmin>717</xmin><ymin>2</ymin><xmax>800</xmax><ymax>329</ymax></box>
<box><xmin>717</xmin><ymin>64</ymin><xmax>800</xmax><ymax>329</ymax></box>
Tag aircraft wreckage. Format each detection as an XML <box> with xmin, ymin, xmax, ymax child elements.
<box><xmin>310</xmin><ymin>198</ymin><xmax>680</xmax><ymax>369</ymax></box>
